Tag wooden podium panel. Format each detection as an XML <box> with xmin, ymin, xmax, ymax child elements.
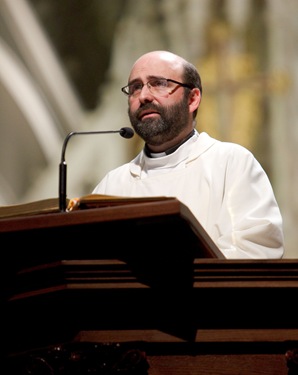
<box><xmin>0</xmin><ymin>198</ymin><xmax>222</xmax><ymax>304</ymax></box>
<box><xmin>3</xmin><ymin>258</ymin><xmax>298</xmax><ymax>375</ymax></box>
<box><xmin>1</xmin><ymin>199</ymin><xmax>298</xmax><ymax>374</ymax></box>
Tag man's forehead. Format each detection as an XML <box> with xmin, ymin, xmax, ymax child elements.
<box><xmin>129</xmin><ymin>52</ymin><xmax>183</xmax><ymax>80</ymax></box>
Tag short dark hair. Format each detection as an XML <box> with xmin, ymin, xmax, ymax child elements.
<box><xmin>182</xmin><ymin>61</ymin><xmax>202</xmax><ymax>119</ymax></box>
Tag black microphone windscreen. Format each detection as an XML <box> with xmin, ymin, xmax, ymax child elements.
<box><xmin>120</xmin><ymin>127</ymin><xmax>134</xmax><ymax>139</ymax></box>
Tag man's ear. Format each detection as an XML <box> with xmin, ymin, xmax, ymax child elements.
<box><xmin>189</xmin><ymin>88</ymin><xmax>201</xmax><ymax>113</ymax></box>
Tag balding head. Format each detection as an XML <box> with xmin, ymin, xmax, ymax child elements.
<box><xmin>131</xmin><ymin>50</ymin><xmax>185</xmax><ymax>72</ymax></box>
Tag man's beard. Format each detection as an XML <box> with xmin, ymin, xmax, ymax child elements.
<box><xmin>128</xmin><ymin>95</ymin><xmax>189</xmax><ymax>146</ymax></box>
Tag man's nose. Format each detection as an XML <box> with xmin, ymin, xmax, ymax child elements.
<box><xmin>138</xmin><ymin>83</ymin><xmax>154</xmax><ymax>101</ymax></box>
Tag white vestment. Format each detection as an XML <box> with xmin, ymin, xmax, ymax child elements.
<box><xmin>93</xmin><ymin>131</ymin><xmax>284</xmax><ymax>259</ymax></box>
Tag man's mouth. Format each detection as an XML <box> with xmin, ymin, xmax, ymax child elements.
<box><xmin>139</xmin><ymin>109</ymin><xmax>159</xmax><ymax>120</ymax></box>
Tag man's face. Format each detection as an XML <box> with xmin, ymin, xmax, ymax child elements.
<box><xmin>123</xmin><ymin>52</ymin><xmax>201</xmax><ymax>150</ymax></box>
<box><xmin>126</xmin><ymin>54</ymin><xmax>191</xmax><ymax>146</ymax></box>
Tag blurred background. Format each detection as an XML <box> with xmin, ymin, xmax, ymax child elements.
<box><xmin>0</xmin><ymin>0</ymin><xmax>297</xmax><ymax>258</ymax></box>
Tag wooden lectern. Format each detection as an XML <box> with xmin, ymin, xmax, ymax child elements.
<box><xmin>1</xmin><ymin>198</ymin><xmax>297</xmax><ymax>375</ymax></box>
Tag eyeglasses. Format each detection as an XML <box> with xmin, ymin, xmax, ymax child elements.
<box><xmin>121</xmin><ymin>77</ymin><xmax>194</xmax><ymax>97</ymax></box>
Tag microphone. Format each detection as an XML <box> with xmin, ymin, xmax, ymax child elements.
<box><xmin>119</xmin><ymin>127</ymin><xmax>134</xmax><ymax>139</ymax></box>
<box><xmin>59</xmin><ymin>127</ymin><xmax>134</xmax><ymax>211</ymax></box>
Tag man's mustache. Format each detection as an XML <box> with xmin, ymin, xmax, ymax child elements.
<box><xmin>135</xmin><ymin>103</ymin><xmax>162</xmax><ymax>118</ymax></box>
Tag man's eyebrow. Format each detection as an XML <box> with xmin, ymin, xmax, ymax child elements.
<box><xmin>127</xmin><ymin>78</ymin><xmax>141</xmax><ymax>84</ymax></box>
<box><xmin>148</xmin><ymin>75</ymin><xmax>166</xmax><ymax>80</ymax></box>
<box><xmin>128</xmin><ymin>75</ymin><xmax>165</xmax><ymax>84</ymax></box>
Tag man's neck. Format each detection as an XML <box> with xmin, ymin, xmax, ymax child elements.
<box><xmin>145</xmin><ymin>129</ymin><xmax>195</xmax><ymax>157</ymax></box>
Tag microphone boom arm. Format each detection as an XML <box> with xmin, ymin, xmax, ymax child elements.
<box><xmin>59</xmin><ymin>127</ymin><xmax>134</xmax><ymax>212</ymax></box>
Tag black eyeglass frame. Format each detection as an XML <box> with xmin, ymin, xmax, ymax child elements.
<box><xmin>121</xmin><ymin>78</ymin><xmax>194</xmax><ymax>96</ymax></box>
